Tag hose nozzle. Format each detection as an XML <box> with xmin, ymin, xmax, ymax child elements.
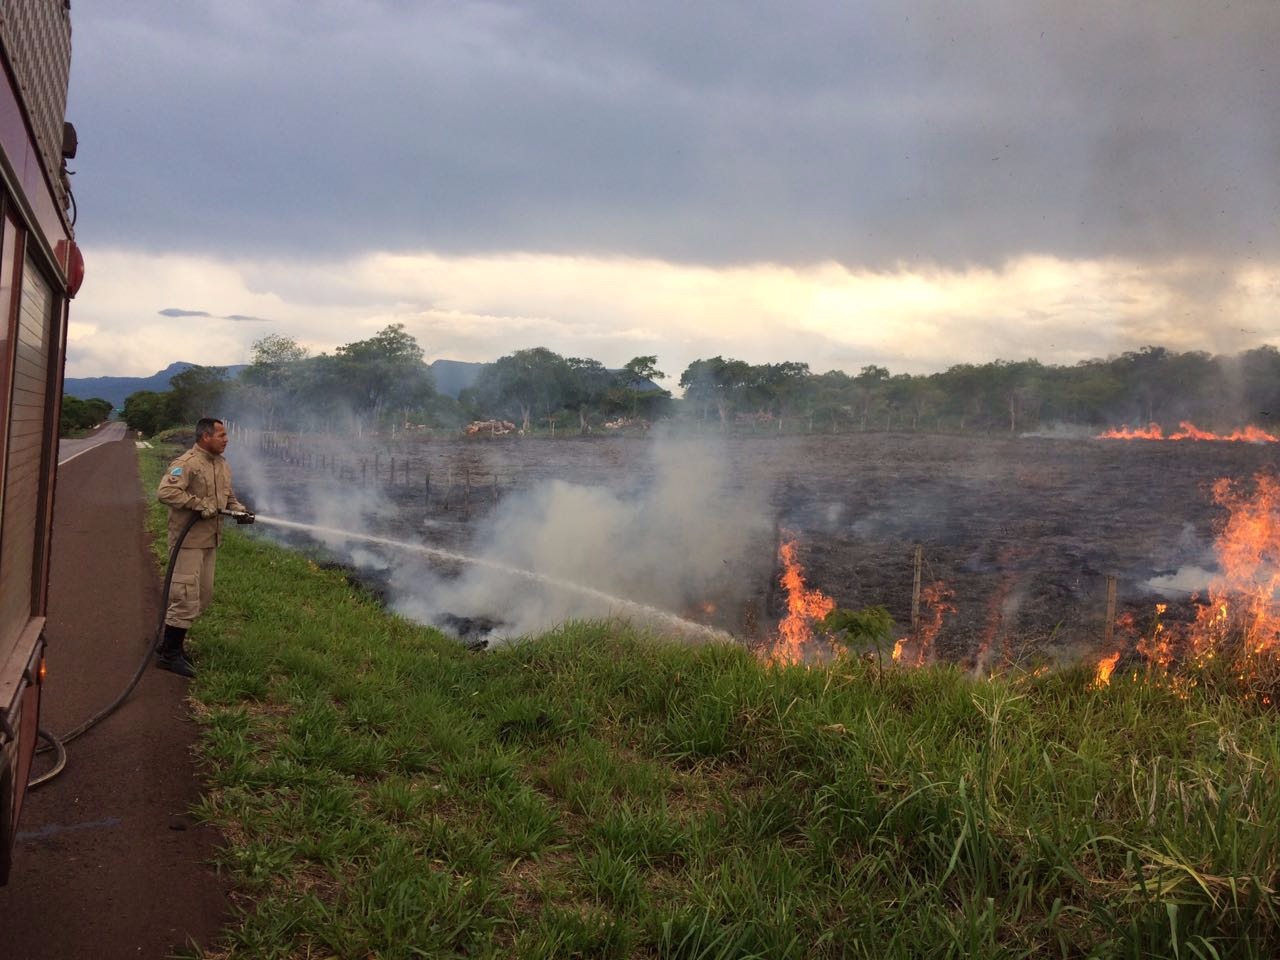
<box><xmin>220</xmin><ymin>509</ymin><xmax>257</xmax><ymax>525</ymax></box>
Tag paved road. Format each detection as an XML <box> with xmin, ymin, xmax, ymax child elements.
<box><xmin>0</xmin><ymin>435</ymin><xmax>228</xmax><ymax>958</ymax></box>
<box><xmin>56</xmin><ymin>419</ymin><xmax>130</xmax><ymax>465</ymax></box>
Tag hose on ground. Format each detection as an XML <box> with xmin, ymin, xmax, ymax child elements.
<box><xmin>28</xmin><ymin>510</ymin><xmax>202</xmax><ymax>789</ymax></box>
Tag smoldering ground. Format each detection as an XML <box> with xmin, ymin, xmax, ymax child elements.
<box><xmin>228</xmin><ymin>427</ymin><xmax>777</xmax><ymax>642</ymax></box>
<box><xmin>226</xmin><ymin>424</ymin><xmax>1276</xmax><ymax>666</ymax></box>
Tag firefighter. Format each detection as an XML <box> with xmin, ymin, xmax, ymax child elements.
<box><xmin>155</xmin><ymin>417</ymin><xmax>254</xmax><ymax>676</ymax></box>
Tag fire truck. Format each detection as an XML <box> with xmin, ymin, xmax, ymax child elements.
<box><xmin>0</xmin><ymin>1</ymin><xmax>83</xmax><ymax>883</ymax></box>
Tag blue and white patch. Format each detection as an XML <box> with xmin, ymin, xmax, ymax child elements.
<box><xmin>169</xmin><ymin>467</ymin><xmax>183</xmax><ymax>476</ymax></box>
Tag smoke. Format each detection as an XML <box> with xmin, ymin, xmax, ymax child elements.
<box><xmin>1020</xmin><ymin>423</ymin><xmax>1096</xmax><ymax>440</ymax></box>
<box><xmin>392</xmin><ymin>433</ymin><xmax>773</xmax><ymax>640</ymax></box>
<box><xmin>227</xmin><ymin>422</ymin><xmax>774</xmax><ymax>643</ymax></box>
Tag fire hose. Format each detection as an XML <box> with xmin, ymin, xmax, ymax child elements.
<box><xmin>28</xmin><ymin>507</ymin><xmax>254</xmax><ymax>789</ymax></box>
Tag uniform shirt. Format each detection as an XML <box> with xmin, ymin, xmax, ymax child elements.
<box><xmin>157</xmin><ymin>444</ymin><xmax>247</xmax><ymax>549</ymax></box>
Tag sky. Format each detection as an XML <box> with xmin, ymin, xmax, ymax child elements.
<box><xmin>63</xmin><ymin>0</ymin><xmax>1280</xmax><ymax>383</ymax></box>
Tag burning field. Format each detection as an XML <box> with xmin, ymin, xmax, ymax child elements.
<box><xmin>233</xmin><ymin>426</ymin><xmax>1280</xmax><ymax>690</ymax></box>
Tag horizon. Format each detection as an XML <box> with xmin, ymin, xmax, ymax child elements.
<box><xmin>65</xmin><ymin>339</ymin><xmax>1280</xmax><ymax>387</ymax></box>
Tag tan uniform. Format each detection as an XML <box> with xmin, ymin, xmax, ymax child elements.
<box><xmin>156</xmin><ymin>445</ymin><xmax>247</xmax><ymax>628</ymax></box>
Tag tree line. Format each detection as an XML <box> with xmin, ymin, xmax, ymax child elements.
<box><xmin>121</xmin><ymin>328</ymin><xmax>1280</xmax><ymax>437</ymax></box>
<box><xmin>121</xmin><ymin>325</ymin><xmax>672</xmax><ymax>436</ymax></box>
<box><xmin>60</xmin><ymin>395</ymin><xmax>113</xmax><ymax>435</ymax></box>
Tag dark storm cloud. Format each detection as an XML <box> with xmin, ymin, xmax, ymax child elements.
<box><xmin>69</xmin><ymin>1</ymin><xmax>1280</xmax><ymax>268</ymax></box>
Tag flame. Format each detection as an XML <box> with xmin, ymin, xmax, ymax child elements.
<box><xmin>1097</xmin><ymin>423</ymin><xmax>1164</xmax><ymax>440</ymax></box>
<box><xmin>1092</xmin><ymin>651</ymin><xmax>1121</xmax><ymax>688</ymax></box>
<box><xmin>1199</xmin><ymin>475</ymin><xmax>1280</xmax><ymax>655</ymax></box>
<box><xmin>915</xmin><ymin>582</ymin><xmax>955</xmax><ymax>666</ymax></box>
<box><xmin>1094</xmin><ymin>473</ymin><xmax>1280</xmax><ymax>698</ymax></box>
<box><xmin>769</xmin><ymin>538</ymin><xmax>836</xmax><ymax>665</ymax></box>
<box><xmin>891</xmin><ymin>581</ymin><xmax>954</xmax><ymax>667</ymax></box>
<box><xmin>972</xmin><ymin>574</ymin><xmax>1016</xmax><ymax>674</ymax></box>
<box><xmin>1096</xmin><ymin>421</ymin><xmax>1280</xmax><ymax>443</ymax></box>
<box><xmin>1136</xmin><ymin>603</ymin><xmax>1175</xmax><ymax>673</ymax></box>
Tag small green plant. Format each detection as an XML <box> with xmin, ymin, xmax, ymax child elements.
<box><xmin>821</xmin><ymin>604</ymin><xmax>895</xmax><ymax>673</ymax></box>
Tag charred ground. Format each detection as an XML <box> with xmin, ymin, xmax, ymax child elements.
<box><xmin>233</xmin><ymin>429</ymin><xmax>1279</xmax><ymax>667</ymax></box>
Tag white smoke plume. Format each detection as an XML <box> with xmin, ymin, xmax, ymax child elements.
<box><xmin>393</xmin><ymin>433</ymin><xmax>773</xmax><ymax>640</ymax></box>
<box><xmin>227</xmin><ymin>422</ymin><xmax>774</xmax><ymax>643</ymax></box>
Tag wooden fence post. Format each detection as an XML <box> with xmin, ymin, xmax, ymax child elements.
<box><xmin>911</xmin><ymin>545</ymin><xmax>923</xmax><ymax>633</ymax></box>
<box><xmin>1103</xmin><ymin>576</ymin><xmax>1118</xmax><ymax>647</ymax></box>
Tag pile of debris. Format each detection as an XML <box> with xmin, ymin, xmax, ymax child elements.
<box><xmin>602</xmin><ymin>417</ymin><xmax>650</xmax><ymax>431</ymax></box>
<box><xmin>464</xmin><ymin>420</ymin><xmax>517</xmax><ymax>436</ymax></box>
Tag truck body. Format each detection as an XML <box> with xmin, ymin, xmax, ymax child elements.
<box><xmin>0</xmin><ymin>0</ymin><xmax>79</xmax><ymax>883</ymax></box>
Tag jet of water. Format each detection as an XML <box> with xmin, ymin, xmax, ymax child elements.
<box><xmin>252</xmin><ymin>515</ymin><xmax>735</xmax><ymax>643</ymax></box>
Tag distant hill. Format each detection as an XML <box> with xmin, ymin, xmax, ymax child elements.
<box><xmin>64</xmin><ymin>361</ymin><xmax>248</xmax><ymax>409</ymax></box>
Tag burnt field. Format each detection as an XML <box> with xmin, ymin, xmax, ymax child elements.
<box><xmin>230</xmin><ymin>427</ymin><xmax>1280</xmax><ymax>667</ymax></box>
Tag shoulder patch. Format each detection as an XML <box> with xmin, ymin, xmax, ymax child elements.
<box><xmin>169</xmin><ymin>467</ymin><xmax>183</xmax><ymax>476</ymax></box>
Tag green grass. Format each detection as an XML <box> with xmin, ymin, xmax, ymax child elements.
<box><xmin>140</xmin><ymin>446</ymin><xmax>1280</xmax><ymax>959</ymax></box>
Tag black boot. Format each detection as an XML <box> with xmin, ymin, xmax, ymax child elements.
<box><xmin>156</xmin><ymin>624</ymin><xmax>195</xmax><ymax>678</ymax></box>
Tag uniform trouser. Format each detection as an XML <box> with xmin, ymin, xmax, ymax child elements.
<box><xmin>165</xmin><ymin>546</ymin><xmax>217</xmax><ymax>629</ymax></box>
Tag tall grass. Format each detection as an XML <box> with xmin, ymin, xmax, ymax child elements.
<box><xmin>141</xmin><ymin>448</ymin><xmax>1280</xmax><ymax>959</ymax></box>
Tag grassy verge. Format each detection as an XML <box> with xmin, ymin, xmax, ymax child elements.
<box><xmin>141</xmin><ymin>446</ymin><xmax>1280</xmax><ymax>959</ymax></box>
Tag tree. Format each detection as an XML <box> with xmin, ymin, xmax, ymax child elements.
<box><xmin>999</xmin><ymin>360</ymin><xmax>1045</xmax><ymax>434</ymax></box>
<box><xmin>905</xmin><ymin>379</ymin><xmax>947</xmax><ymax>430</ymax></box>
<box><xmin>618</xmin><ymin>355</ymin><xmax>669</xmax><ymax>417</ymax></box>
<box><xmin>122</xmin><ymin>390</ymin><xmax>177</xmax><ymax>436</ymax></box>
<box><xmin>1115</xmin><ymin>345</ymin><xmax>1174</xmax><ymax>425</ymax></box>
<box><xmin>325</xmin><ymin>323</ymin><xmax>435</xmax><ymax>432</ymax></box>
<box><xmin>852</xmin><ymin>365</ymin><xmax>890</xmax><ymax>430</ymax></box>
<box><xmin>679</xmin><ymin>356</ymin><xmax>753</xmax><ymax>427</ymax></box>
<box><xmin>168</xmin><ymin>365</ymin><xmax>229</xmax><ymax>424</ymax></box>
<box><xmin>564</xmin><ymin>357</ymin><xmax>617</xmax><ymax>433</ymax></box>
<box><xmin>471</xmin><ymin>348</ymin><xmax>573</xmax><ymax>433</ymax></box>
<box><xmin>60</xmin><ymin>395</ymin><xmax>112</xmax><ymax>435</ymax></box>
<box><xmin>242</xmin><ymin>334</ymin><xmax>309</xmax><ymax>429</ymax></box>
<box><xmin>756</xmin><ymin>361</ymin><xmax>812</xmax><ymax>428</ymax></box>
<box><xmin>1057</xmin><ymin>360</ymin><xmax>1124</xmax><ymax>425</ymax></box>
<box><xmin>806</xmin><ymin>370</ymin><xmax>852</xmax><ymax>432</ymax></box>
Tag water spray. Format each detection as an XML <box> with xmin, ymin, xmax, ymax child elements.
<box><xmin>251</xmin><ymin>514</ymin><xmax>735</xmax><ymax>643</ymax></box>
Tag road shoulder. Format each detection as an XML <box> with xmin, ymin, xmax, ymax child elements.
<box><xmin>0</xmin><ymin>438</ymin><xmax>229</xmax><ymax>959</ymax></box>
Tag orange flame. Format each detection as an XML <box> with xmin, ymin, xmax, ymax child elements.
<box><xmin>892</xmin><ymin>581</ymin><xmax>954</xmax><ymax>667</ymax></box>
<box><xmin>1198</xmin><ymin>475</ymin><xmax>1280</xmax><ymax>655</ymax></box>
<box><xmin>1092</xmin><ymin>651</ymin><xmax>1121</xmax><ymax>688</ymax></box>
<box><xmin>972</xmin><ymin>574</ymin><xmax>1017</xmax><ymax>674</ymax></box>
<box><xmin>915</xmin><ymin>582</ymin><xmax>955</xmax><ymax>666</ymax></box>
<box><xmin>1097</xmin><ymin>423</ymin><xmax>1164</xmax><ymax>440</ymax></box>
<box><xmin>1097</xmin><ymin>421</ymin><xmax>1280</xmax><ymax>443</ymax></box>
<box><xmin>1136</xmin><ymin>603</ymin><xmax>1174</xmax><ymax>673</ymax></box>
<box><xmin>769</xmin><ymin>538</ymin><xmax>836</xmax><ymax>665</ymax></box>
<box><xmin>1095</xmin><ymin>473</ymin><xmax>1280</xmax><ymax>695</ymax></box>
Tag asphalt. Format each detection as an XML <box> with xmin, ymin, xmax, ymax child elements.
<box><xmin>0</xmin><ymin>435</ymin><xmax>229</xmax><ymax>958</ymax></box>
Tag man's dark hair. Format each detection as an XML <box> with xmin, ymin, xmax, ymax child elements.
<box><xmin>195</xmin><ymin>418</ymin><xmax>224</xmax><ymax>440</ymax></box>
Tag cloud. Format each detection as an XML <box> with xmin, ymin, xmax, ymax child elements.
<box><xmin>158</xmin><ymin>307</ymin><xmax>272</xmax><ymax>322</ymax></box>
<box><xmin>67</xmin><ymin>1</ymin><xmax>1280</xmax><ymax>271</ymax></box>
<box><xmin>65</xmin><ymin>245</ymin><xmax>1280</xmax><ymax>380</ymax></box>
